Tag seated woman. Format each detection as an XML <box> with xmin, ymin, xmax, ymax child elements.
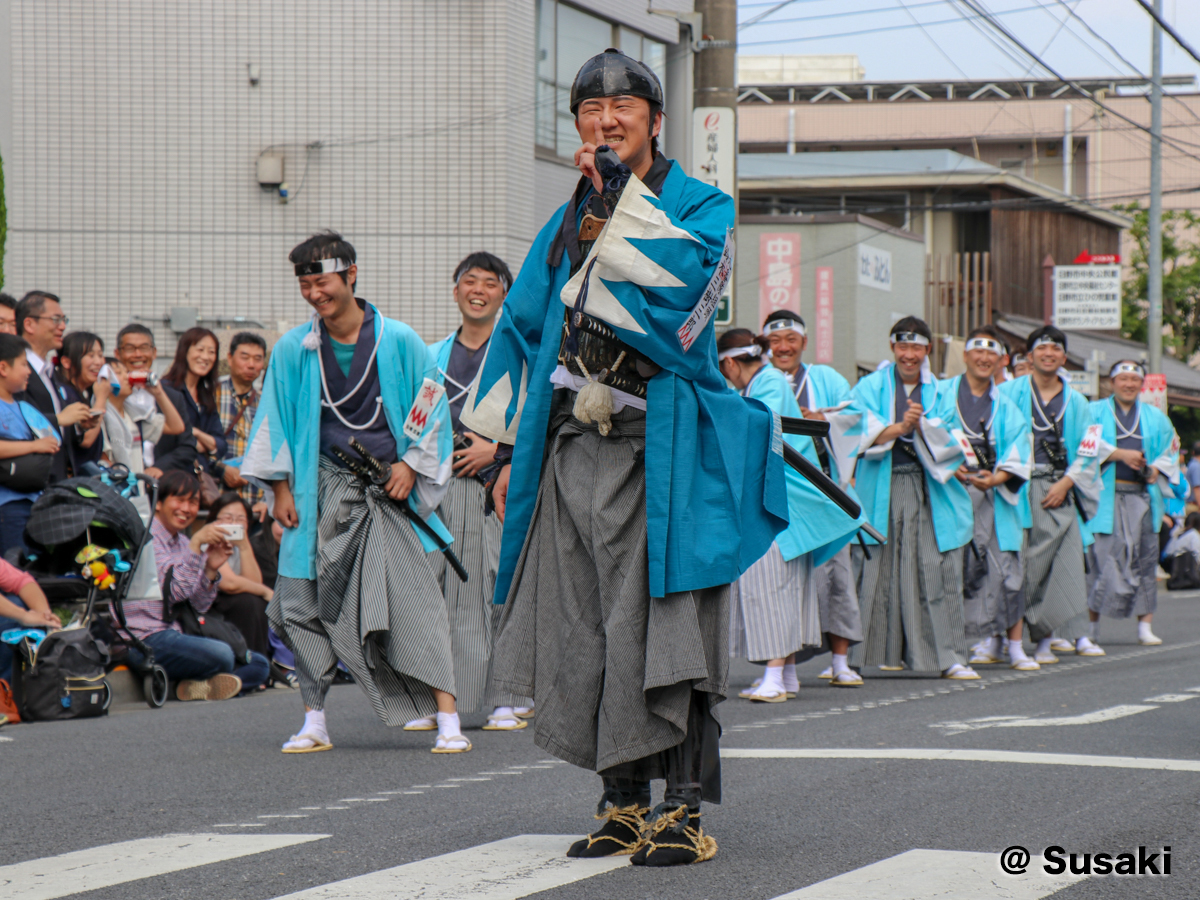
<box><xmin>206</xmin><ymin>492</ymin><xmax>273</xmax><ymax>660</ymax></box>
<box><xmin>55</xmin><ymin>332</ymin><xmax>109</xmax><ymax>472</ymax></box>
<box><xmin>100</xmin><ymin>360</ymin><xmax>186</xmax><ymax>474</ymax></box>
<box><xmin>162</xmin><ymin>328</ymin><xmax>226</xmax><ymax>480</ymax></box>
<box><xmin>123</xmin><ymin>470</ymin><xmax>269</xmax><ymax>700</ymax></box>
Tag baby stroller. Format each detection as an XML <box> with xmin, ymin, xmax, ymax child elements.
<box><xmin>14</xmin><ymin>468</ymin><xmax>170</xmax><ymax>708</ymax></box>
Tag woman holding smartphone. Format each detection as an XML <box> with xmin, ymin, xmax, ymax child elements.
<box><xmin>206</xmin><ymin>491</ymin><xmax>273</xmax><ymax>661</ymax></box>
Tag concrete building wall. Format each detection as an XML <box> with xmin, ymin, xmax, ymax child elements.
<box><xmin>0</xmin><ymin>1</ymin><xmax>692</xmax><ymax>355</ymax></box>
<box><xmin>739</xmin><ymin>94</ymin><xmax>1200</xmax><ymax>213</ymax></box>
<box><xmin>738</xmin><ymin>215</ymin><xmax>925</xmax><ymax>380</ymax></box>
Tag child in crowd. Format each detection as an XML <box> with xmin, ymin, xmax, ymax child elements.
<box><xmin>0</xmin><ymin>334</ymin><xmax>61</xmax><ymax>554</ymax></box>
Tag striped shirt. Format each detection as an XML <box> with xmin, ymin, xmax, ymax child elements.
<box><xmin>120</xmin><ymin>517</ymin><xmax>218</xmax><ymax>640</ymax></box>
<box><xmin>215</xmin><ymin>374</ymin><xmax>261</xmax><ymax>505</ymax></box>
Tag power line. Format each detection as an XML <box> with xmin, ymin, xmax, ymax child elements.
<box><xmin>740</xmin><ymin>3</ymin><xmax>1055</xmax><ymax>47</ymax></box>
<box><xmin>1131</xmin><ymin>0</ymin><xmax>1200</xmax><ymax>69</ymax></box>
<box><xmin>739</xmin><ymin>0</ymin><xmax>809</xmax><ymax>29</ymax></box>
<box><xmin>740</xmin><ymin>0</ymin><xmax>947</xmax><ymax>28</ymax></box>
<box><xmin>948</xmin><ymin>0</ymin><xmax>1200</xmax><ymax>167</ymax></box>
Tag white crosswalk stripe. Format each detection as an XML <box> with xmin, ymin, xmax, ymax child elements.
<box><xmin>723</xmin><ymin>746</ymin><xmax>1200</xmax><ymax>772</ymax></box>
<box><xmin>1</xmin><ymin>833</ymin><xmax>329</xmax><ymax>900</ymax></box>
<box><xmin>767</xmin><ymin>849</ymin><xmax>1085</xmax><ymax>899</ymax></box>
<box><xmin>272</xmin><ymin>835</ymin><xmax>626</xmax><ymax>900</ymax></box>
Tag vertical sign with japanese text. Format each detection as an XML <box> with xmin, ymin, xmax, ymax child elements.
<box><xmin>759</xmin><ymin>232</ymin><xmax>801</xmax><ymax>324</ymax></box>
<box><xmin>693</xmin><ymin>107</ymin><xmax>736</xmax><ymax>325</ymax></box>
<box><xmin>815</xmin><ymin>266</ymin><xmax>834</xmax><ymax>364</ymax></box>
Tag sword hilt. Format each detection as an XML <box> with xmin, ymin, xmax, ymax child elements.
<box><xmin>349</xmin><ymin>437</ymin><xmax>392</xmax><ymax>482</ymax></box>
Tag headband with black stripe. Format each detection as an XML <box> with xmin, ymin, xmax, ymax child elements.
<box><xmin>295</xmin><ymin>257</ymin><xmax>352</xmax><ymax>277</ymax></box>
<box><xmin>889</xmin><ymin>332</ymin><xmax>930</xmax><ymax>347</ymax></box>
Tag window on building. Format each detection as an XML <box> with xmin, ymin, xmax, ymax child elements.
<box><xmin>536</xmin><ymin>1</ymin><xmax>667</xmax><ymax>158</ymax></box>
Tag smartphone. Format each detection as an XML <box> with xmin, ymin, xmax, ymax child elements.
<box><xmin>221</xmin><ymin>523</ymin><xmax>245</xmax><ymax>541</ymax></box>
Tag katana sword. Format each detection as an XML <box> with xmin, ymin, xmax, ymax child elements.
<box><xmin>778</xmin><ymin>416</ymin><xmax>886</xmax><ymax>545</ymax></box>
<box><xmin>330</xmin><ymin>438</ymin><xmax>469</xmax><ymax>583</ymax></box>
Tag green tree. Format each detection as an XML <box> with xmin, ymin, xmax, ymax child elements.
<box><xmin>1116</xmin><ymin>202</ymin><xmax>1200</xmax><ymax>359</ymax></box>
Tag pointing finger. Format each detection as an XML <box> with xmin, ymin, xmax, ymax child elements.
<box><xmin>594</xmin><ymin>119</ymin><xmax>605</xmax><ymax>148</ymax></box>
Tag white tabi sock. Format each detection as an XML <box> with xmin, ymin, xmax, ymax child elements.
<box><xmin>781</xmin><ymin>662</ymin><xmax>799</xmax><ymax>693</ymax></box>
<box><xmin>1035</xmin><ymin>638</ymin><xmax>1052</xmax><ymax>656</ymax></box>
<box><xmin>1008</xmin><ymin>639</ymin><xmax>1030</xmax><ymax>662</ymax></box>
<box><xmin>436</xmin><ymin>711</ymin><xmax>462</xmax><ymax>738</ymax></box>
<box><xmin>1138</xmin><ymin>621</ymin><xmax>1156</xmax><ymax>642</ymax></box>
<box><xmin>831</xmin><ymin>653</ymin><xmax>852</xmax><ymax>676</ymax></box>
<box><xmin>1089</xmin><ymin>620</ymin><xmax>1102</xmax><ymax>642</ymax></box>
<box><xmin>759</xmin><ymin>665</ymin><xmax>785</xmax><ymax>695</ymax></box>
<box><xmin>303</xmin><ymin>709</ymin><xmax>328</xmax><ymax>742</ymax></box>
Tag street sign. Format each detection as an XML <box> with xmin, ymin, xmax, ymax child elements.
<box><xmin>692</xmin><ymin>107</ymin><xmax>735</xmax><ymax>199</ymax></box>
<box><xmin>714</xmin><ymin>292</ymin><xmax>732</xmax><ymax>326</ymax></box>
<box><xmin>1073</xmin><ymin>250</ymin><xmax>1121</xmax><ymax>265</ymax></box>
<box><xmin>857</xmin><ymin>244</ymin><xmax>892</xmax><ymax>292</ymax></box>
<box><xmin>1067</xmin><ymin>369</ymin><xmax>1098</xmax><ymax>398</ymax></box>
<box><xmin>1052</xmin><ymin>265</ymin><xmax>1121</xmax><ymax>329</ymax></box>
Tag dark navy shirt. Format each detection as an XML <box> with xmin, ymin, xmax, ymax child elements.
<box><xmin>1032</xmin><ymin>386</ymin><xmax>1066</xmax><ymax>467</ymax></box>
<box><xmin>1113</xmin><ymin>401</ymin><xmax>1143</xmax><ymax>482</ymax></box>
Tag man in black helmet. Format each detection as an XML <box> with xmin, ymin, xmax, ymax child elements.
<box><xmin>462</xmin><ymin>49</ymin><xmax>785</xmax><ymax>866</ymax></box>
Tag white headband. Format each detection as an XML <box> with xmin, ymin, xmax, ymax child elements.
<box><xmin>762</xmin><ymin>318</ymin><xmax>806</xmax><ymax>338</ymax></box>
<box><xmin>295</xmin><ymin>257</ymin><xmax>352</xmax><ymax>278</ymax></box>
<box><xmin>718</xmin><ymin>344</ymin><xmax>763</xmax><ymax>362</ymax></box>
<box><xmin>1110</xmin><ymin>361</ymin><xmax>1146</xmax><ymax>379</ymax></box>
<box><xmin>965</xmin><ymin>337</ymin><xmax>1005</xmax><ymax>355</ymax></box>
<box><xmin>1030</xmin><ymin>334</ymin><xmax>1065</xmax><ymax>351</ymax></box>
<box><xmin>889</xmin><ymin>332</ymin><xmax>930</xmax><ymax>347</ymax></box>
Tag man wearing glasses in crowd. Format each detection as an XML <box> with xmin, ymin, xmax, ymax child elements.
<box><xmin>0</xmin><ymin>295</ymin><xmax>17</xmax><ymax>335</ymax></box>
<box><xmin>14</xmin><ymin>291</ymin><xmax>94</xmax><ymax>481</ymax></box>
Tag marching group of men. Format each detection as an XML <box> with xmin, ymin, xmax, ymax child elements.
<box><xmin>238</xmin><ymin>46</ymin><xmax>1185</xmax><ymax>869</ymax></box>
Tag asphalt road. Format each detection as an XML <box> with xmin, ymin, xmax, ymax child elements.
<box><xmin>6</xmin><ymin>589</ymin><xmax>1200</xmax><ymax>900</ymax></box>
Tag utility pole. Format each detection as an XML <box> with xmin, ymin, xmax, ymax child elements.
<box><xmin>1147</xmin><ymin>0</ymin><xmax>1164</xmax><ymax>374</ymax></box>
<box><xmin>690</xmin><ymin>0</ymin><xmax>738</xmax><ymax>323</ymax></box>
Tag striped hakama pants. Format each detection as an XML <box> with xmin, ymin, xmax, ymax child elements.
<box><xmin>269</xmin><ymin>459</ymin><xmax>456</xmax><ymax>724</ymax></box>
<box><xmin>1086</xmin><ymin>483</ymin><xmax>1159</xmax><ymax>619</ymax></box>
<box><xmin>730</xmin><ymin>543</ymin><xmax>820</xmax><ymax>663</ymax></box>
<box><xmin>962</xmin><ymin>485</ymin><xmax>1025</xmax><ymax>641</ymax></box>
<box><xmin>851</xmin><ymin>463</ymin><xmax>968</xmax><ymax>672</ymax></box>
<box><xmin>491</xmin><ymin>399</ymin><xmax>726</xmax><ymax>799</ymax></box>
<box><xmin>431</xmin><ymin>474</ymin><xmax>531</xmax><ymax>712</ymax></box>
<box><xmin>1023</xmin><ymin>468</ymin><xmax>1088</xmax><ymax>642</ymax></box>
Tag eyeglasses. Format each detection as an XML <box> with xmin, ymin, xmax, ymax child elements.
<box><xmin>31</xmin><ymin>315</ymin><xmax>70</xmax><ymax>326</ymax></box>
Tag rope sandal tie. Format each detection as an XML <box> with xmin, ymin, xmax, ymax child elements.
<box><xmin>566</xmin><ymin>792</ymin><xmax>649</xmax><ymax>858</ymax></box>
<box><xmin>633</xmin><ymin>804</ymin><xmax>718</xmax><ymax>865</ymax></box>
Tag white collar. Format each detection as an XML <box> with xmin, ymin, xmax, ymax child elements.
<box><xmin>25</xmin><ymin>347</ymin><xmax>51</xmax><ymax>374</ymax></box>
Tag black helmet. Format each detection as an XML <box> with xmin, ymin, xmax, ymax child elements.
<box><xmin>569</xmin><ymin>48</ymin><xmax>664</xmax><ymax>115</ymax></box>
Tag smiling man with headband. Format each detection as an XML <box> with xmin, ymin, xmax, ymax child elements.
<box><xmin>940</xmin><ymin>325</ymin><xmax>1035</xmax><ymax>669</ymax></box>
<box><xmin>1083</xmin><ymin>360</ymin><xmax>1186</xmax><ymax>647</ymax></box>
<box><xmin>998</xmin><ymin>324</ymin><xmax>1103</xmax><ymax>661</ymax></box>
<box><xmin>424</xmin><ymin>251</ymin><xmax>535</xmax><ymax>735</ymax></box>
<box><xmin>242</xmin><ymin>231</ymin><xmax>469</xmax><ymax>756</ymax></box>
<box><xmin>848</xmin><ymin>316</ymin><xmax>978</xmax><ymax>681</ymax></box>
<box><xmin>761</xmin><ymin>309</ymin><xmax>865</xmax><ymax>686</ymax></box>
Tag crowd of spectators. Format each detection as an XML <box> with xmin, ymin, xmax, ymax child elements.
<box><xmin>0</xmin><ymin>289</ymin><xmax>282</xmax><ymax>713</ymax></box>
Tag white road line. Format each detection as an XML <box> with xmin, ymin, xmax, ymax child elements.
<box><xmin>1</xmin><ymin>833</ymin><xmax>329</xmax><ymax>900</ymax></box>
<box><xmin>767</xmin><ymin>849</ymin><xmax>1083</xmax><ymax>899</ymax></box>
<box><xmin>0</xmin><ymin>736</ymin><xmax>13</xmax><ymax>743</ymax></box>
<box><xmin>723</xmin><ymin>747</ymin><xmax>1200</xmax><ymax>772</ymax></box>
<box><xmin>1144</xmin><ymin>693</ymin><xmax>1198</xmax><ymax>703</ymax></box>
<box><xmin>270</xmin><ymin>834</ymin><xmax>625</xmax><ymax>900</ymax></box>
<box><xmin>931</xmin><ymin>704</ymin><xmax>1158</xmax><ymax>734</ymax></box>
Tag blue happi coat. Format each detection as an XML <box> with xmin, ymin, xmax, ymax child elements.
<box><xmin>849</xmin><ymin>364</ymin><xmax>974</xmax><ymax>553</ymax></box>
<box><xmin>461</xmin><ymin>161</ymin><xmax>788</xmax><ymax>601</ymax></box>
<box><xmin>743</xmin><ymin>364</ymin><xmax>864</xmax><ymax>565</ymax></box>
<box><xmin>996</xmin><ymin>374</ymin><xmax>1102</xmax><ymax>542</ymax></box>
<box><xmin>786</xmin><ymin>363</ymin><xmax>856</xmax><ymax>484</ymax></box>
<box><xmin>939</xmin><ymin>375</ymin><xmax>1032</xmax><ymax>552</ymax></box>
<box><xmin>242</xmin><ymin>306</ymin><xmax>455</xmax><ymax>580</ymax></box>
<box><xmin>1086</xmin><ymin>397</ymin><xmax>1186</xmax><ymax>536</ymax></box>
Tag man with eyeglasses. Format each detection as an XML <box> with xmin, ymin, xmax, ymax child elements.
<box><xmin>0</xmin><ymin>294</ymin><xmax>18</xmax><ymax>335</ymax></box>
<box><xmin>113</xmin><ymin>324</ymin><xmax>197</xmax><ymax>479</ymax></box>
<box><xmin>14</xmin><ymin>290</ymin><xmax>93</xmax><ymax>481</ymax></box>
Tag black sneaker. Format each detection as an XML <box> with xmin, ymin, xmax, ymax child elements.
<box><xmin>629</xmin><ymin>804</ymin><xmax>717</xmax><ymax>866</ymax></box>
<box><xmin>566</xmin><ymin>804</ymin><xmax>648</xmax><ymax>858</ymax></box>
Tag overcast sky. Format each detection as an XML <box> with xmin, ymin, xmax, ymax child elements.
<box><xmin>736</xmin><ymin>0</ymin><xmax>1200</xmax><ymax>88</ymax></box>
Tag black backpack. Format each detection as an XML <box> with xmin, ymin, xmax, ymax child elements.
<box><xmin>12</xmin><ymin>627</ymin><xmax>111</xmax><ymax>721</ymax></box>
<box><xmin>162</xmin><ymin>567</ymin><xmax>251</xmax><ymax>664</ymax></box>
<box><xmin>1168</xmin><ymin>553</ymin><xmax>1200</xmax><ymax>591</ymax></box>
